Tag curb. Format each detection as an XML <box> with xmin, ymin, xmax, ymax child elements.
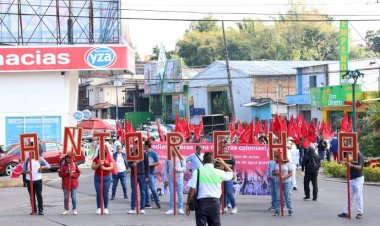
<box><xmin>0</xmin><ymin>175</ymin><xmax>50</xmax><ymax>188</ymax></box>
<box><xmin>297</xmin><ymin>171</ymin><xmax>380</xmax><ymax>187</ymax></box>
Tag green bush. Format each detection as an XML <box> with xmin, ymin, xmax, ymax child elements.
<box><xmin>322</xmin><ymin>161</ymin><xmax>380</xmax><ymax>182</ymax></box>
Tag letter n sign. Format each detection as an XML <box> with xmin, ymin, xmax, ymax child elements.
<box><xmin>338</xmin><ymin>132</ymin><xmax>358</xmax><ymax>162</ymax></box>
<box><xmin>20</xmin><ymin>133</ymin><xmax>39</xmax><ymax>161</ymax></box>
<box><xmin>268</xmin><ymin>132</ymin><xmax>287</xmax><ymax>161</ymax></box>
<box><xmin>125</xmin><ymin>132</ymin><xmax>143</xmax><ymax>161</ymax></box>
<box><xmin>63</xmin><ymin>127</ymin><xmax>83</xmax><ymax>156</ymax></box>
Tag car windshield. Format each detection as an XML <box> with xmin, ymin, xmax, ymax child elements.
<box><xmin>6</xmin><ymin>144</ymin><xmax>14</xmax><ymax>152</ymax></box>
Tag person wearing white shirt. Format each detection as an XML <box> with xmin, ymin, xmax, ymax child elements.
<box><xmin>113</xmin><ymin>137</ymin><xmax>122</xmax><ymax>153</ymax></box>
<box><xmin>287</xmin><ymin>138</ymin><xmax>299</xmax><ymax>191</ymax></box>
<box><xmin>185</xmin><ymin>152</ymin><xmax>234</xmax><ymax>226</ymax></box>
<box><xmin>22</xmin><ymin>152</ymin><xmax>51</xmax><ymax>215</ymax></box>
<box><xmin>185</xmin><ymin>145</ymin><xmax>203</xmax><ymax>172</ymax></box>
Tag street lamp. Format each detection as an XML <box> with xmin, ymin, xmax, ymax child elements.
<box><xmin>341</xmin><ymin>70</ymin><xmax>365</xmax><ymax>132</ymax></box>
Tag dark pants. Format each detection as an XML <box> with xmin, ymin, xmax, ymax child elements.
<box><xmin>326</xmin><ymin>149</ymin><xmax>331</xmax><ymax>162</ymax></box>
<box><xmin>112</xmin><ymin>171</ymin><xmax>128</xmax><ymax>198</ymax></box>
<box><xmin>130</xmin><ymin>175</ymin><xmax>146</xmax><ymax>210</ymax></box>
<box><xmin>26</xmin><ymin>179</ymin><xmax>43</xmax><ymax>212</ymax></box>
<box><xmin>195</xmin><ymin>199</ymin><xmax>221</xmax><ymax>226</ymax></box>
<box><xmin>94</xmin><ymin>175</ymin><xmax>111</xmax><ymax>209</ymax></box>
<box><xmin>304</xmin><ymin>173</ymin><xmax>318</xmax><ymax>199</ymax></box>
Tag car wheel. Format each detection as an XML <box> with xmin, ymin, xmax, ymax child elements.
<box><xmin>5</xmin><ymin>162</ymin><xmax>17</xmax><ymax>176</ymax></box>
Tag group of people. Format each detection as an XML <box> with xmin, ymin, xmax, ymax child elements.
<box><xmin>266</xmin><ymin>132</ymin><xmax>365</xmax><ymax>219</ymax></box>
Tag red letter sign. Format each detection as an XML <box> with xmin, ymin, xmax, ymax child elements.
<box><xmin>338</xmin><ymin>132</ymin><xmax>358</xmax><ymax>162</ymax></box>
<box><xmin>125</xmin><ymin>132</ymin><xmax>144</xmax><ymax>161</ymax></box>
<box><xmin>63</xmin><ymin>127</ymin><xmax>83</xmax><ymax>156</ymax></box>
<box><xmin>93</xmin><ymin>133</ymin><xmax>111</xmax><ymax>161</ymax></box>
<box><xmin>20</xmin><ymin>133</ymin><xmax>39</xmax><ymax>161</ymax></box>
<box><xmin>268</xmin><ymin>132</ymin><xmax>288</xmax><ymax>161</ymax></box>
<box><xmin>213</xmin><ymin>131</ymin><xmax>231</xmax><ymax>160</ymax></box>
<box><xmin>166</xmin><ymin>132</ymin><xmax>184</xmax><ymax>160</ymax></box>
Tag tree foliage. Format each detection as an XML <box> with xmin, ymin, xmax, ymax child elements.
<box><xmin>366</xmin><ymin>30</ymin><xmax>380</xmax><ymax>53</ymax></box>
<box><xmin>358</xmin><ymin>102</ymin><xmax>380</xmax><ymax>157</ymax></box>
<box><xmin>174</xmin><ymin>7</ymin><xmax>369</xmax><ymax>66</ymax></box>
<box><xmin>212</xmin><ymin>92</ymin><xmax>232</xmax><ymax>118</ymax></box>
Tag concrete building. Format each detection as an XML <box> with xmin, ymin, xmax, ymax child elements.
<box><xmin>189</xmin><ymin>61</ymin><xmax>321</xmax><ymax>122</ymax></box>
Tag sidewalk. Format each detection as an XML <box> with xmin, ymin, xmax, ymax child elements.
<box><xmin>297</xmin><ymin>167</ymin><xmax>380</xmax><ymax>187</ymax></box>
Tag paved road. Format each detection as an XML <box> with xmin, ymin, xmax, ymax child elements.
<box><xmin>0</xmin><ymin>169</ymin><xmax>379</xmax><ymax>226</ymax></box>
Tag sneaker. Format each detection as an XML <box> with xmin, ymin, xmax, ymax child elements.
<box><xmin>231</xmin><ymin>207</ymin><xmax>238</xmax><ymax>214</ymax></box>
<box><xmin>338</xmin><ymin>213</ymin><xmax>348</xmax><ymax>218</ymax></box>
<box><xmin>293</xmin><ymin>187</ymin><xmax>298</xmax><ymax>191</ymax></box>
<box><xmin>227</xmin><ymin>203</ymin><xmax>232</xmax><ymax>208</ymax></box>
<box><xmin>268</xmin><ymin>207</ymin><xmax>274</xmax><ymax>211</ymax></box>
<box><xmin>140</xmin><ymin>209</ymin><xmax>145</xmax><ymax>214</ymax></box>
<box><xmin>356</xmin><ymin>214</ymin><xmax>363</xmax><ymax>219</ymax></box>
<box><xmin>273</xmin><ymin>211</ymin><xmax>279</xmax><ymax>216</ymax></box>
<box><xmin>224</xmin><ymin>207</ymin><xmax>228</xmax><ymax>213</ymax></box>
<box><xmin>124</xmin><ymin>195</ymin><xmax>129</xmax><ymax>199</ymax></box>
<box><xmin>61</xmin><ymin>210</ymin><xmax>69</xmax><ymax>215</ymax></box>
<box><xmin>96</xmin><ymin>208</ymin><xmax>101</xmax><ymax>215</ymax></box>
<box><xmin>165</xmin><ymin>209</ymin><xmax>174</xmax><ymax>215</ymax></box>
<box><xmin>127</xmin><ymin>209</ymin><xmax>136</xmax><ymax>214</ymax></box>
<box><xmin>73</xmin><ymin>209</ymin><xmax>78</xmax><ymax>215</ymax></box>
<box><xmin>38</xmin><ymin>210</ymin><xmax>44</xmax><ymax>215</ymax></box>
<box><xmin>156</xmin><ymin>204</ymin><xmax>161</xmax><ymax>209</ymax></box>
<box><xmin>312</xmin><ymin>198</ymin><xmax>317</xmax><ymax>201</ymax></box>
<box><xmin>111</xmin><ymin>196</ymin><xmax>115</xmax><ymax>200</ymax></box>
<box><xmin>288</xmin><ymin>211</ymin><xmax>293</xmax><ymax>216</ymax></box>
<box><xmin>104</xmin><ymin>209</ymin><xmax>109</xmax><ymax>215</ymax></box>
<box><xmin>145</xmin><ymin>204</ymin><xmax>152</xmax><ymax>209</ymax></box>
<box><xmin>178</xmin><ymin>209</ymin><xmax>185</xmax><ymax>215</ymax></box>
<box><xmin>303</xmin><ymin>196</ymin><xmax>310</xmax><ymax>200</ymax></box>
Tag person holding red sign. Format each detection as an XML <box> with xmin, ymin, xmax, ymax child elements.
<box><xmin>272</xmin><ymin>152</ymin><xmax>294</xmax><ymax>216</ymax></box>
<box><xmin>92</xmin><ymin>149</ymin><xmax>114</xmax><ymax>214</ymax></box>
<box><xmin>22</xmin><ymin>152</ymin><xmax>51</xmax><ymax>215</ymax></box>
<box><xmin>58</xmin><ymin>154</ymin><xmax>81</xmax><ymax>215</ymax></box>
<box><xmin>338</xmin><ymin>151</ymin><xmax>365</xmax><ymax>219</ymax></box>
<box><xmin>111</xmin><ymin>145</ymin><xmax>129</xmax><ymax>200</ymax></box>
<box><xmin>164</xmin><ymin>152</ymin><xmax>186</xmax><ymax>215</ymax></box>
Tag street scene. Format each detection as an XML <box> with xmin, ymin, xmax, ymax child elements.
<box><xmin>1</xmin><ymin>0</ymin><xmax>380</xmax><ymax>226</ymax></box>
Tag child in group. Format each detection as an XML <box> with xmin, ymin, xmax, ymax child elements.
<box><xmin>58</xmin><ymin>154</ymin><xmax>81</xmax><ymax>215</ymax></box>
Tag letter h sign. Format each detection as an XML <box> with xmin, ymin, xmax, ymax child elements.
<box><xmin>338</xmin><ymin>132</ymin><xmax>358</xmax><ymax>162</ymax></box>
<box><xmin>268</xmin><ymin>132</ymin><xmax>288</xmax><ymax>161</ymax></box>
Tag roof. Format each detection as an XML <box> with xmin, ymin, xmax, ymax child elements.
<box><xmin>223</xmin><ymin>60</ymin><xmax>328</xmax><ymax>76</ymax></box>
<box><xmin>90</xmin><ymin>102</ymin><xmax>115</xmax><ymax>109</ymax></box>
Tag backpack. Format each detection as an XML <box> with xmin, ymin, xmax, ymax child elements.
<box><xmin>307</xmin><ymin>155</ymin><xmax>320</xmax><ymax>173</ymax></box>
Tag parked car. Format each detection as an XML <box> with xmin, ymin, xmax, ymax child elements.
<box><xmin>165</xmin><ymin>124</ymin><xmax>175</xmax><ymax>132</ymax></box>
<box><xmin>0</xmin><ymin>141</ymin><xmax>86</xmax><ymax>176</ymax></box>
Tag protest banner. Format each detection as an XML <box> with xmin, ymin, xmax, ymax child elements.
<box><xmin>124</xmin><ymin>132</ymin><xmax>143</xmax><ymax>214</ymax></box>
<box><xmin>63</xmin><ymin>127</ymin><xmax>83</xmax><ymax>211</ymax></box>
<box><xmin>338</xmin><ymin>132</ymin><xmax>358</xmax><ymax>220</ymax></box>
<box><xmin>93</xmin><ymin>133</ymin><xmax>111</xmax><ymax>215</ymax></box>
<box><xmin>151</xmin><ymin>142</ymin><xmax>269</xmax><ymax>196</ymax></box>
<box><xmin>20</xmin><ymin>133</ymin><xmax>39</xmax><ymax>215</ymax></box>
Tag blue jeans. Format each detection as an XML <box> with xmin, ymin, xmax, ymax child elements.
<box><xmin>269</xmin><ymin>179</ymin><xmax>276</xmax><ymax>209</ymax></box>
<box><xmin>275</xmin><ymin>181</ymin><xmax>293</xmax><ymax>214</ymax></box>
<box><xmin>318</xmin><ymin>150</ymin><xmax>326</xmax><ymax>161</ymax></box>
<box><xmin>145</xmin><ymin>174</ymin><xmax>160</xmax><ymax>206</ymax></box>
<box><xmin>130</xmin><ymin>175</ymin><xmax>146</xmax><ymax>210</ymax></box>
<box><xmin>224</xmin><ymin>181</ymin><xmax>236</xmax><ymax>208</ymax></box>
<box><xmin>168</xmin><ymin>176</ymin><xmax>183</xmax><ymax>210</ymax></box>
<box><xmin>94</xmin><ymin>175</ymin><xmax>111</xmax><ymax>209</ymax></box>
<box><xmin>112</xmin><ymin>171</ymin><xmax>128</xmax><ymax>198</ymax></box>
<box><xmin>63</xmin><ymin>189</ymin><xmax>77</xmax><ymax>210</ymax></box>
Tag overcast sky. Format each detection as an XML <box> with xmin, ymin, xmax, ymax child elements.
<box><xmin>123</xmin><ymin>0</ymin><xmax>380</xmax><ymax>59</ymax></box>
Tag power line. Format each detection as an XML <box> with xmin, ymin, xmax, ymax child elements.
<box><xmin>2</xmin><ymin>12</ymin><xmax>380</xmax><ymax>22</ymax></box>
<box><xmin>2</xmin><ymin>2</ymin><xmax>380</xmax><ymax>17</ymax></box>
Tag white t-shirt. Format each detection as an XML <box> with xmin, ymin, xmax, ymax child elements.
<box><xmin>23</xmin><ymin>158</ymin><xmax>50</xmax><ymax>181</ymax></box>
<box><xmin>116</xmin><ymin>153</ymin><xmax>127</xmax><ymax>173</ymax></box>
<box><xmin>274</xmin><ymin>162</ymin><xmax>293</xmax><ymax>183</ymax></box>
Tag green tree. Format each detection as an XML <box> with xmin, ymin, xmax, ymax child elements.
<box><xmin>149</xmin><ymin>45</ymin><xmax>178</xmax><ymax>61</ymax></box>
<box><xmin>366</xmin><ymin>30</ymin><xmax>380</xmax><ymax>53</ymax></box>
<box><xmin>358</xmin><ymin>102</ymin><xmax>380</xmax><ymax>157</ymax></box>
<box><xmin>212</xmin><ymin>92</ymin><xmax>232</xmax><ymax>118</ymax></box>
<box><xmin>188</xmin><ymin>15</ymin><xmax>219</xmax><ymax>33</ymax></box>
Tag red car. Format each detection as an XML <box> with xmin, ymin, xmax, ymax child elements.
<box><xmin>0</xmin><ymin>141</ymin><xmax>86</xmax><ymax>176</ymax></box>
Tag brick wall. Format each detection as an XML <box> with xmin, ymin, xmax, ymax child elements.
<box><xmin>252</xmin><ymin>75</ymin><xmax>296</xmax><ymax>102</ymax></box>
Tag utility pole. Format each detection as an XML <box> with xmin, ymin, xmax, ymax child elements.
<box><xmin>68</xmin><ymin>0</ymin><xmax>73</xmax><ymax>44</ymax></box>
<box><xmin>222</xmin><ymin>21</ymin><xmax>235</xmax><ymax>117</ymax></box>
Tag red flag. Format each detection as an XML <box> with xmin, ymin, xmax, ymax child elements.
<box><xmin>194</xmin><ymin>119</ymin><xmax>204</xmax><ymax>141</ymax></box>
<box><xmin>341</xmin><ymin>114</ymin><xmax>350</xmax><ymax>132</ymax></box>
<box><xmin>269</xmin><ymin>120</ymin><xmax>274</xmax><ymax>132</ymax></box>
<box><xmin>229</xmin><ymin>116</ymin><xmax>236</xmax><ymax>134</ymax></box>
<box><xmin>181</xmin><ymin>118</ymin><xmax>191</xmax><ymax>140</ymax></box>
<box><xmin>157</xmin><ymin>121</ymin><xmax>166</xmax><ymax>142</ymax></box>
<box><xmin>263</xmin><ymin>120</ymin><xmax>268</xmax><ymax>134</ymax></box>
<box><xmin>237</xmin><ymin>120</ymin><xmax>243</xmax><ymax>136</ymax></box>
<box><xmin>273</xmin><ymin>114</ymin><xmax>282</xmax><ymax>132</ymax></box>
<box><xmin>308</xmin><ymin>121</ymin><xmax>317</xmax><ymax>143</ymax></box>
<box><xmin>255</xmin><ymin>121</ymin><xmax>263</xmax><ymax>136</ymax></box>
<box><xmin>10</xmin><ymin>162</ymin><xmax>23</xmax><ymax>178</ymax></box>
<box><xmin>116</xmin><ymin>123</ymin><xmax>125</xmax><ymax>142</ymax></box>
<box><xmin>125</xmin><ymin>121</ymin><xmax>135</xmax><ymax>133</ymax></box>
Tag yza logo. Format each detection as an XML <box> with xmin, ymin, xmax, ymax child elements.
<box><xmin>84</xmin><ymin>47</ymin><xmax>117</xmax><ymax>68</ymax></box>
